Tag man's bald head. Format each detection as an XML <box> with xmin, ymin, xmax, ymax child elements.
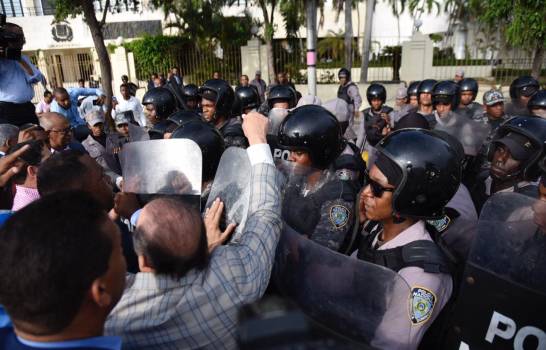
<box><xmin>134</xmin><ymin>197</ymin><xmax>209</xmax><ymax>279</ymax></box>
<box><xmin>40</xmin><ymin>112</ymin><xmax>68</xmax><ymax>131</ymax></box>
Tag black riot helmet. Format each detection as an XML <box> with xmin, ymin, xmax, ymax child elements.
<box><xmin>182</xmin><ymin>84</ymin><xmax>200</xmax><ymax>101</ymax></box>
<box><xmin>168</xmin><ymin>110</ymin><xmax>201</xmax><ymax>127</ymax></box>
<box><xmin>278</xmin><ymin>105</ymin><xmax>344</xmax><ymax>170</ymax></box>
<box><xmin>199</xmin><ymin>79</ymin><xmax>235</xmax><ymax>116</ymax></box>
<box><xmin>407</xmin><ymin>81</ymin><xmax>421</xmax><ymax>97</ymax></box>
<box><xmin>375</xmin><ymin>129</ymin><xmax>461</xmax><ymax>219</ymax></box>
<box><xmin>142</xmin><ymin>87</ymin><xmax>177</xmax><ymax>120</ymax></box>
<box><xmin>171</xmin><ymin>120</ymin><xmax>225</xmax><ymax>182</ymax></box>
<box><xmin>509</xmin><ymin>76</ymin><xmax>540</xmax><ymax>100</ymax></box>
<box><xmin>366</xmin><ymin>83</ymin><xmax>387</xmax><ymax>105</ymax></box>
<box><xmin>489</xmin><ymin>116</ymin><xmax>546</xmax><ymax>181</ymax></box>
<box><xmin>267</xmin><ymin>85</ymin><xmax>297</xmax><ymax>109</ymax></box>
<box><xmin>417</xmin><ymin>79</ymin><xmax>437</xmax><ymax>102</ymax></box>
<box><xmin>432</xmin><ymin>80</ymin><xmax>460</xmax><ymax>109</ymax></box>
<box><xmin>458</xmin><ymin>78</ymin><xmax>479</xmax><ymax>99</ymax></box>
<box><xmin>338</xmin><ymin>67</ymin><xmax>351</xmax><ymax>81</ymax></box>
<box><xmin>528</xmin><ymin>90</ymin><xmax>546</xmax><ymax>111</ymax></box>
<box><xmin>235</xmin><ymin>86</ymin><xmax>260</xmax><ymax>114</ymax></box>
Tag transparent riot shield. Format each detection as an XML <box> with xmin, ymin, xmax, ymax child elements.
<box><xmin>273</xmin><ymin>224</ymin><xmax>412</xmax><ymax>349</ymax></box>
<box><xmin>267</xmin><ymin>108</ymin><xmax>291</xmax><ymax>161</ymax></box>
<box><xmin>445</xmin><ymin>192</ymin><xmax>546</xmax><ymax>349</ymax></box>
<box><xmin>120</xmin><ymin>139</ymin><xmax>202</xmax><ymax>207</ymax></box>
<box><xmin>434</xmin><ymin>113</ymin><xmax>489</xmax><ymax>156</ymax></box>
<box><xmin>204</xmin><ymin>147</ymin><xmax>251</xmax><ymax>241</ymax></box>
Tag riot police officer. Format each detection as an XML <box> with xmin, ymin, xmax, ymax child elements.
<box><xmin>360</xmin><ymin>83</ymin><xmax>394</xmax><ymax>165</ymax></box>
<box><xmin>199</xmin><ymin>79</ymin><xmax>248</xmax><ymax>148</ymax></box>
<box><xmin>407</xmin><ymin>80</ymin><xmax>421</xmax><ymax>107</ymax></box>
<box><xmin>356</xmin><ymin>128</ymin><xmax>461</xmax><ymax>349</ymax></box>
<box><xmin>431</xmin><ymin>80</ymin><xmax>460</xmax><ymax>128</ymax></box>
<box><xmin>182</xmin><ymin>84</ymin><xmax>201</xmax><ymax>112</ymax></box>
<box><xmin>416</xmin><ymin>79</ymin><xmax>437</xmax><ymax>124</ymax></box>
<box><xmin>235</xmin><ymin>86</ymin><xmax>260</xmax><ymax>116</ymax></box>
<box><xmin>278</xmin><ymin>105</ymin><xmax>358</xmax><ymax>252</ymax></box>
<box><xmin>456</xmin><ymin>78</ymin><xmax>482</xmax><ymax>120</ymax></box>
<box><xmin>142</xmin><ymin>87</ymin><xmax>177</xmax><ymax>128</ymax></box>
<box><xmin>337</xmin><ymin>68</ymin><xmax>362</xmax><ymax>120</ymax></box>
<box><xmin>528</xmin><ymin>89</ymin><xmax>546</xmax><ymax>119</ymax></box>
<box><xmin>267</xmin><ymin>85</ymin><xmax>298</xmax><ymax>110</ymax></box>
<box><xmin>171</xmin><ymin>119</ymin><xmax>225</xmax><ymax>208</ymax></box>
<box><xmin>470</xmin><ymin>116</ymin><xmax>546</xmax><ymax>212</ymax></box>
<box><xmin>505</xmin><ymin>76</ymin><xmax>540</xmax><ymax>115</ymax></box>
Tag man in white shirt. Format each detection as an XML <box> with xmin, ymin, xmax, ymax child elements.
<box><xmin>116</xmin><ymin>84</ymin><xmax>146</xmax><ymax>127</ymax></box>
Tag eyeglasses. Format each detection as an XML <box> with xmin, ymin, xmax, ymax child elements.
<box><xmin>365</xmin><ymin>171</ymin><xmax>394</xmax><ymax>198</ymax></box>
<box><xmin>50</xmin><ymin>127</ymin><xmax>73</xmax><ymax>135</ymax></box>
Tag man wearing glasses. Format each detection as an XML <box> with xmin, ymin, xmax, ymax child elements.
<box><xmin>39</xmin><ymin>112</ymin><xmax>86</xmax><ymax>154</ymax></box>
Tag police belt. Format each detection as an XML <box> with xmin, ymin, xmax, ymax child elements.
<box><xmin>357</xmin><ymin>229</ymin><xmax>452</xmax><ymax>274</ymax></box>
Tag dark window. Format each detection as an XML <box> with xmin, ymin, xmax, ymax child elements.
<box><xmin>103</xmin><ymin>21</ymin><xmax>162</xmax><ymax>40</ymax></box>
<box><xmin>1</xmin><ymin>0</ymin><xmax>23</xmax><ymax>17</ymax></box>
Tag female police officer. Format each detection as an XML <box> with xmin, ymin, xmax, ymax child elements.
<box><xmin>356</xmin><ymin>128</ymin><xmax>461</xmax><ymax>349</ymax></box>
<box><xmin>278</xmin><ymin>104</ymin><xmax>358</xmax><ymax>253</ymax></box>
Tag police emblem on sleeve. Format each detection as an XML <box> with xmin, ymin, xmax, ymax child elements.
<box><xmin>409</xmin><ymin>287</ymin><xmax>436</xmax><ymax>324</ymax></box>
<box><xmin>329</xmin><ymin>205</ymin><xmax>350</xmax><ymax>229</ymax></box>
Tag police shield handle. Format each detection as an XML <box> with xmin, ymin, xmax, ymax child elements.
<box><xmin>204</xmin><ymin>197</ymin><xmax>237</xmax><ymax>253</ymax></box>
<box><xmin>242</xmin><ymin>112</ymin><xmax>269</xmax><ymax>145</ymax></box>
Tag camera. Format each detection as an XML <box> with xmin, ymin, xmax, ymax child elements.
<box><xmin>0</xmin><ymin>12</ymin><xmax>23</xmax><ymax>60</ymax></box>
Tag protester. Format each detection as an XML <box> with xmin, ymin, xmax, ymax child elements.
<box><xmin>121</xmin><ymin>75</ymin><xmax>138</xmax><ymax>96</ymax></box>
<box><xmin>39</xmin><ymin>112</ymin><xmax>86</xmax><ymax>154</ymax></box>
<box><xmin>147</xmin><ymin>73</ymin><xmax>158</xmax><ymax>91</ymax></box>
<box><xmin>0</xmin><ymin>124</ymin><xmax>19</xmax><ymax>157</ymax></box>
<box><xmin>50</xmin><ymin>87</ymin><xmax>102</xmax><ymax>128</ymax></box>
<box><xmin>105</xmin><ymin>112</ymin><xmax>282</xmax><ymax>349</ymax></box>
<box><xmin>35</xmin><ymin>90</ymin><xmax>53</xmax><ymax>116</ymax></box>
<box><xmin>0</xmin><ymin>191</ymin><xmax>127</xmax><ymax>349</ymax></box>
<box><xmin>81</xmin><ymin>110</ymin><xmax>121</xmax><ymax>185</ymax></box>
<box><xmin>116</xmin><ymin>84</ymin><xmax>146</xmax><ymax>127</ymax></box>
<box><xmin>0</xmin><ymin>23</ymin><xmax>44</xmax><ymax>126</ymax></box>
<box><xmin>8</xmin><ymin>140</ymin><xmax>50</xmax><ymax>211</ymax></box>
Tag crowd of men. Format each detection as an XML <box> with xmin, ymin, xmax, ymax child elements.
<box><xmin>0</xmin><ymin>20</ymin><xmax>545</xmax><ymax>350</ymax></box>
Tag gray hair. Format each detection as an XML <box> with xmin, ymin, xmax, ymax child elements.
<box><xmin>0</xmin><ymin>124</ymin><xmax>19</xmax><ymax>147</ymax></box>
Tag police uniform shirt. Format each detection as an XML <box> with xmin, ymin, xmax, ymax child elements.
<box><xmin>457</xmin><ymin>101</ymin><xmax>483</xmax><ymax>120</ymax></box>
<box><xmin>371</xmin><ymin>221</ymin><xmax>453</xmax><ymax>350</ymax></box>
<box><xmin>484</xmin><ymin>177</ymin><xmax>539</xmax><ymax>197</ymax></box>
<box><xmin>445</xmin><ymin>184</ymin><xmax>478</xmax><ymax>221</ymax></box>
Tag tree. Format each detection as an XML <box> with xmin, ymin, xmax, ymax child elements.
<box><xmin>470</xmin><ymin>0</ymin><xmax>546</xmax><ymax>79</ymax></box>
<box><xmin>52</xmin><ymin>0</ymin><xmax>136</xmax><ymax>124</ymax></box>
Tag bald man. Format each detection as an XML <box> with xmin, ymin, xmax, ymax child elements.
<box><xmin>40</xmin><ymin>112</ymin><xmax>86</xmax><ymax>153</ymax></box>
<box><xmin>106</xmin><ymin>112</ymin><xmax>283</xmax><ymax>349</ymax></box>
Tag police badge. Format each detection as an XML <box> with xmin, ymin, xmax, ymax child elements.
<box><xmin>329</xmin><ymin>205</ymin><xmax>349</xmax><ymax>229</ymax></box>
<box><xmin>409</xmin><ymin>287</ymin><xmax>436</xmax><ymax>324</ymax></box>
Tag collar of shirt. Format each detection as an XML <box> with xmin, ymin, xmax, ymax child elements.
<box><xmin>128</xmin><ymin>270</ymin><xmax>201</xmax><ymax>290</ymax></box>
<box><xmin>17</xmin><ymin>335</ymin><xmax>121</xmax><ymax>350</ymax></box>
<box><xmin>12</xmin><ymin>185</ymin><xmax>40</xmax><ymax>211</ymax></box>
<box><xmin>485</xmin><ymin>177</ymin><xmax>538</xmax><ymax>196</ymax></box>
<box><xmin>374</xmin><ymin>220</ymin><xmax>429</xmax><ymax>250</ymax></box>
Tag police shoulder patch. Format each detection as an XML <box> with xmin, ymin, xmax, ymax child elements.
<box><xmin>409</xmin><ymin>286</ymin><xmax>436</xmax><ymax>325</ymax></box>
<box><xmin>329</xmin><ymin>204</ymin><xmax>350</xmax><ymax>229</ymax></box>
<box><xmin>426</xmin><ymin>215</ymin><xmax>451</xmax><ymax>233</ymax></box>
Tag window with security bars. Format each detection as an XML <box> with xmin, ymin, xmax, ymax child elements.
<box><xmin>77</xmin><ymin>53</ymin><xmax>94</xmax><ymax>82</ymax></box>
<box><xmin>1</xmin><ymin>0</ymin><xmax>23</xmax><ymax>17</ymax></box>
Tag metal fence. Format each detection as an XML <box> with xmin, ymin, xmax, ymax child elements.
<box><xmin>431</xmin><ymin>33</ymin><xmax>546</xmax><ymax>85</ymax></box>
<box><xmin>133</xmin><ymin>44</ymin><xmax>242</xmax><ymax>86</ymax></box>
<box><xmin>273</xmin><ymin>36</ymin><xmax>410</xmax><ymax>84</ymax></box>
